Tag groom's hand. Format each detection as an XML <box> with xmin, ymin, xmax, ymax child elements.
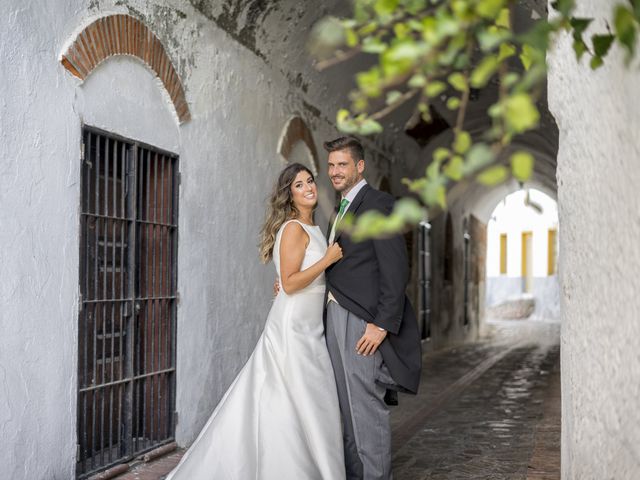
<box><xmin>356</xmin><ymin>324</ymin><xmax>387</xmax><ymax>356</ymax></box>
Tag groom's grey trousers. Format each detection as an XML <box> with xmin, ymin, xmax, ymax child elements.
<box><xmin>325</xmin><ymin>300</ymin><xmax>395</xmax><ymax>480</ymax></box>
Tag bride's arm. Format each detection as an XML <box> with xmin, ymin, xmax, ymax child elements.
<box><xmin>279</xmin><ymin>222</ymin><xmax>342</xmax><ymax>294</ymax></box>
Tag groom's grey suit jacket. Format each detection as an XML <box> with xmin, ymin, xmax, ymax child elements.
<box><xmin>325</xmin><ymin>184</ymin><xmax>422</xmax><ymax>394</ymax></box>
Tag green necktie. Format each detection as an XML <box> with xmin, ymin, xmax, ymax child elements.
<box><xmin>338</xmin><ymin>198</ymin><xmax>349</xmax><ymax>217</ymax></box>
<box><xmin>329</xmin><ymin>199</ymin><xmax>350</xmax><ymax>243</ymax></box>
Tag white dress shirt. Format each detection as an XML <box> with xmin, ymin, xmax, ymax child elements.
<box><xmin>328</xmin><ymin>178</ymin><xmax>368</xmax><ymax>304</ymax></box>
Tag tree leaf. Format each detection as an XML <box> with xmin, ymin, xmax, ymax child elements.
<box><xmin>488</xmin><ymin>103</ymin><xmax>503</xmax><ymax>118</ymax></box>
<box><xmin>426</xmin><ymin>158</ymin><xmax>441</xmax><ymax>179</ymax></box>
<box><xmin>477</xmin><ymin>165</ymin><xmax>508</xmax><ymax>185</ymax></box>
<box><xmin>496</xmin><ymin>8</ymin><xmax>511</xmax><ymax>29</ymax></box>
<box><xmin>407</xmin><ymin>19</ymin><xmax>424</xmax><ymax>31</ymax></box>
<box><xmin>419</xmin><ymin>180</ymin><xmax>438</xmax><ymax>206</ymax></box>
<box><xmin>477</xmin><ymin>26</ymin><xmax>509</xmax><ymax>51</ymax></box>
<box><xmin>374</xmin><ymin>0</ymin><xmax>400</xmax><ymax>18</ymax></box>
<box><xmin>572</xmin><ymin>38</ymin><xmax>588</xmax><ymax>61</ymax></box>
<box><xmin>590</xmin><ymin>55</ymin><xmax>604</xmax><ymax>69</ymax></box>
<box><xmin>476</xmin><ymin>0</ymin><xmax>506</xmax><ymax>19</ymax></box>
<box><xmin>352</xmin><ymin>94</ymin><xmax>369</xmax><ymax>113</ymax></box>
<box><xmin>381</xmin><ymin>214</ymin><xmax>405</xmax><ymax>234</ymax></box>
<box><xmin>464</xmin><ymin>143</ymin><xmax>495</xmax><ymax>174</ymax></box>
<box><xmin>443</xmin><ymin>155</ymin><xmax>464</xmax><ymax>180</ymax></box>
<box><xmin>435</xmin><ymin>11</ymin><xmax>461</xmax><ymax>38</ymax></box>
<box><xmin>345</xmin><ymin>28</ymin><xmax>359</xmax><ymax>47</ymax></box>
<box><xmin>381</xmin><ymin>39</ymin><xmax>428</xmax><ymax>76</ymax></box>
<box><xmin>337</xmin><ymin>119</ymin><xmax>359</xmax><ymax>134</ymax></box>
<box><xmin>436</xmin><ymin>185</ymin><xmax>447</xmax><ymax>209</ymax></box>
<box><xmin>510</xmin><ymin>151</ymin><xmax>534</xmax><ymax>181</ymax></box>
<box><xmin>433</xmin><ymin>147</ymin><xmax>450</xmax><ymax>163</ymax></box>
<box><xmin>337</xmin><ymin>109</ymin><xmax>350</xmax><ymax>123</ymax></box>
<box><xmin>358</xmin><ymin>22</ymin><xmax>379</xmax><ymax>36</ymax></box>
<box><xmin>439</xmin><ymin>41</ymin><xmax>463</xmax><ymax>66</ymax></box>
<box><xmin>308</xmin><ymin>16</ymin><xmax>346</xmax><ymax>58</ymax></box>
<box><xmin>362</xmin><ymin>36</ymin><xmax>387</xmax><ymax>53</ymax></box>
<box><xmin>570</xmin><ymin>17</ymin><xmax>593</xmax><ymax>37</ymax></box>
<box><xmin>421</xmin><ymin>16</ymin><xmax>438</xmax><ymax>43</ymax></box>
<box><xmin>394</xmin><ymin>197</ymin><xmax>425</xmax><ymax>223</ymax></box>
<box><xmin>356</xmin><ymin>67</ymin><xmax>383</xmax><ymax>97</ymax></box>
<box><xmin>504</xmin><ymin>93</ymin><xmax>540</xmax><ymax>133</ymax></box>
<box><xmin>518</xmin><ymin>19</ymin><xmax>555</xmax><ymax>51</ymax></box>
<box><xmin>453</xmin><ymin>52</ymin><xmax>471</xmax><ymax>69</ymax></box>
<box><xmin>503</xmin><ymin>72</ymin><xmax>520</xmax><ymax>87</ymax></box>
<box><xmin>470</xmin><ymin>55</ymin><xmax>499</xmax><ymax>88</ymax></box>
<box><xmin>446</xmin><ymin>97</ymin><xmax>461</xmax><ymax>110</ymax></box>
<box><xmin>614</xmin><ymin>5</ymin><xmax>637</xmax><ymax>62</ymax></box>
<box><xmin>520</xmin><ymin>44</ymin><xmax>539</xmax><ymax>71</ymax></box>
<box><xmin>408</xmin><ymin>74</ymin><xmax>427</xmax><ymax>88</ymax></box>
<box><xmin>498</xmin><ymin>43</ymin><xmax>516</xmax><ymax>61</ymax></box>
<box><xmin>359</xmin><ymin>118</ymin><xmax>384</xmax><ymax>135</ymax></box>
<box><xmin>406</xmin><ymin>0</ymin><xmax>428</xmax><ymax>15</ymax></box>
<box><xmin>425</xmin><ymin>81</ymin><xmax>446</xmax><ymax>97</ymax></box>
<box><xmin>454</xmin><ymin>131</ymin><xmax>472</xmax><ymax>154</ymax></box>
<box><xmin>386</xmin><ymin>90</ymin><xmax>403</xmax><ymax>105</ymax></box>
<box><xmin>550</xmin><ymin>0</ymin><xmax>575</xmax><ymax>16</ymax></box>
<box><xmin>385</xmin><ymin>39</ymin><xmax>429</xmax><ymax>62</ymax></box>
<box><xmin>513</xmin><ymin>64</ymin><xmax>546</xmax><ymax>94</ymax></box>
<box><xmin>448</xmin><ymin>72</ymin><xmax>468</xmax><ymax>92</ymax></box>
<box><xmin>592</xmin><ymin>34</ymin><xmax>615</xmax><ymax>57</ymax></box>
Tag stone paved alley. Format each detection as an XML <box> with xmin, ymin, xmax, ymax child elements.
<box><xmin>114</xmin><ymin>319</ymin><xmax>560</xmax><ymax>480</ymax></box>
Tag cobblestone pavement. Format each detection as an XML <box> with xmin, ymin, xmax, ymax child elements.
<box><xmin>391</xmin><ymin>318</ymin><xmax>560</xmax><ymax>479</ymax></box>
<box><xmin>114</xmin><ymin>318</ymin><xmax>560</xmax><ymax>480</ymax></box>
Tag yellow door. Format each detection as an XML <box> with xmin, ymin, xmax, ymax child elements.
<box><xmin>521</xmin><ymin>231</ymin><xmax>533</xmax><ymax>292</ymax></box>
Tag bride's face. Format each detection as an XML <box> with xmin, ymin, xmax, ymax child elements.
<box><xmin>290</xmin><ymin>170</ymin><xmax>317</xmax><ymax>210</ymax></box>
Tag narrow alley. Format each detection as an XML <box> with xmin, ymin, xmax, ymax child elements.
<box><xmin>114</xmin><ymin>318</ymin><xmax>560</xmax><ymax>480</ymax></box>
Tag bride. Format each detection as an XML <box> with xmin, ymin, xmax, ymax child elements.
<box><xmin>165</xmin><ymin>163</ymin><xmax>346</xmax><ymax>479</ymax></box>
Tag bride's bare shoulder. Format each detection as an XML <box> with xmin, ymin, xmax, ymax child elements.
<box><xmin>280</xmin><ymin>221</ymin><xmax>309</xmax><ymax>247</ymax></box>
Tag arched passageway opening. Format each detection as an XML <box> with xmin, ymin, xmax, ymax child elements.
<box><xmin>485</xmin><ymin>189</ymin><xmax>559</xmax><ymax>321</ymax></box>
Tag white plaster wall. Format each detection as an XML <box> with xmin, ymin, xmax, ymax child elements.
<box><xmin>0</xmin><ymin>2</ymin><xmax>83</xmax><ymax>477</ymax></box>
<box><xmin>167</xmin><ymin>5</ymin><xmax>371</xmax><ymax>448</ymax></box>
<box><xmin>80</xmin><ymin>58</ymin><xmax>180</xmax><ymax>152</ymax></box>
<box><xmin>288</xmin><ymin>140</ymin><xmax>317</xmax><ymax>175</ymax></box>
<box><xmin>0</xmin><ymin>0</ymin><xmax>394</xmax><ymax>477</ymax></box>
<box><xmin>548</xmin><ymin>0</ymin><xmax>640</xmax><ymax>477</ymax></box>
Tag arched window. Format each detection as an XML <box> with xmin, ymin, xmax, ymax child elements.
<box><xmin>277</xmin><ymin>116</ymin><xmax>319</xmax><ymax>175</ymax></box>
<box><xmin>61</xmin><ymin>15</ymin><xmax>185</xmax><ymax>476</ymax></box>
<box><xmin>60</xmin><ymin>14</ymin><xmax>190</xmax><ymax>123</ymax></box>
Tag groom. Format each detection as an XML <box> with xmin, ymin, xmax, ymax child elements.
<box><xmin>323</xmin><ymin>136</ymin><xmax>422</xmax><ymax>480</ymax></box>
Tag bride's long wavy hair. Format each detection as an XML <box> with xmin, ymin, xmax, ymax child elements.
<box><xmin>259</xmin><ymin>163</ymin><xmax>315</xmax><ymax>263</ymax></box>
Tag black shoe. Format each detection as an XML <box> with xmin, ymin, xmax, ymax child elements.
<box><xmin>384</xmin><ymin>389</ymin><xmax>398</xmax><ymax>406</ymax></box>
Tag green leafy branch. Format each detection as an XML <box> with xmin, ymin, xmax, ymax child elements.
<box><xmin>309</xmin><ymin>0</ymin><xmax>640</xmax><ymax>239</ymax></box>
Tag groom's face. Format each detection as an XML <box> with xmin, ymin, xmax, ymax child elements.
<box><xmin>328</xmin><ymin>150</ymin><xmax>364</xmax><ymax>195</ymax></box>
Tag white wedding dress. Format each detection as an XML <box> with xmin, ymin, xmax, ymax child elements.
<box><xmin>166</xmin><ymin>220</ymin><xmax>345</xmax><ymax>480</ymax></box>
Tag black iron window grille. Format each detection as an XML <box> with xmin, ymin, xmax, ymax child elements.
<box><xmin>77</xmin><ymin>126</ymin><xmax>179</xmax><ymax>478</ymax></box>
<box><xmin>418</xmin><ymin>221</ymin><xmax>431</xmax><ymax>340</ymax></box>
<box><xmin>463</xmin><ymin>225</ymin><xmax>471</xmax><ymax>326</ymax></box>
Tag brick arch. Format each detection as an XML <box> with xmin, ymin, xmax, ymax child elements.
<box><xmin>60</xmin><ymin>14</ymin><xmax>190</xmax><ymax>123</ymax></box>
<box><xmin>277</xmin><ymin>116</ymin><xmax>319</xmax><ymax>175</ymax></box>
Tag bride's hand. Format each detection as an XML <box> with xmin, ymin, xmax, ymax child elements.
<box><xmin>324</xmin><ymin>242</ymin><xmax>343</xmax><ymax>265</ymax></box>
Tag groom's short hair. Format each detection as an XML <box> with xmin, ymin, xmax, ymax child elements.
<box><xmin>323</xmin><ymin>136</ymin><xmax>364</xmax><ymax>164</ymax></box>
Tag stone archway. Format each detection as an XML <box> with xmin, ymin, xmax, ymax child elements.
<box><xmin>276</xmin><ymin>115</ymin><xmax>319</xmax><ymax>175</ymax></box>
<box><xmin>59</xmin><ymin>14</ymin><xmax>190</xmax><ymax>123</ymax></box>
